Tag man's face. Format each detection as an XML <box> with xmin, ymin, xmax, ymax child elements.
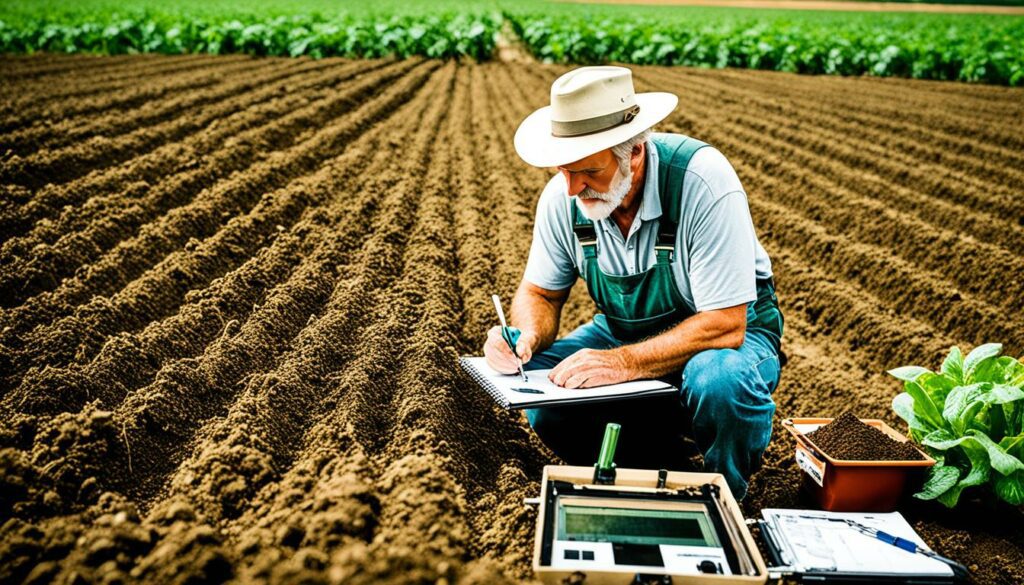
<box><xmin>557</xmin><ymin>149</ymin><xmax>618</xmax><ymax>197</ymax></box>
<box><xmin>558</xmin><ymin>148</ymin><xmax>633</xmax><ymax>221</ymax></box>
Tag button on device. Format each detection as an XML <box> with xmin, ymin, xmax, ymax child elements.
<box><xmin>581</xmin><ymin>550</ymin><xmax>595</xmax><ymax>561</ymax></box>
<box><xmin>564</xmin><ymin>550</ymin><xmax>580</xmax><ymax>560</ymax></box>
<box><xmin>698</xmin><ymin>559</ymin><xmax>720</xmax><ymax>574</ymax></box>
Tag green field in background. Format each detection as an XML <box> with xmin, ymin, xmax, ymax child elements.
<box><xmin>1</xmin><ymin>0</ymin><xmax>1022</xmax><ymax>85</ymax></box>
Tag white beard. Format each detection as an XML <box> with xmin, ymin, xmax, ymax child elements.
<box><xmin>575</xmin><ymin>164</ymin><xmax>633</xmax><ymax>221</ymax></box>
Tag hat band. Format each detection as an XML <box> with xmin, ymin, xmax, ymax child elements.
<box><xmin>550</xmin><ymin>104</ymin><xmax>641</xmax><ymax>138</ymax></box>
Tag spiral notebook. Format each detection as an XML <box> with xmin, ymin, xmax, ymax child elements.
<box><xmin>458</xmin><ymin>356</ymin><xmax>676</xmax><ymax>409</ymax></box>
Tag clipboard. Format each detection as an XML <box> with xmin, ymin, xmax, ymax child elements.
<box><xmin>458</xmin><ymin>356</ymin><xmax>676</xmax><ymax>409</ymax></box>
<box><xmin>754</xmin><ymin>509</ymin><xmax>962</xmax><ymax>584</ymax></box>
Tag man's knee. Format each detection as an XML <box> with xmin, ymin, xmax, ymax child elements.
<box><xmin>683</xmin><ymin>349</ymin><xmax>754</xmax><ymax>404</ymax></box>
<box><xmin>682</xmin><ymin>348</ymin><xmax>775</xmax><ymax>427</ymax></box>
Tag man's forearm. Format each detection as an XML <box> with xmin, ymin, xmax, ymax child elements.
<box><xmin>620</xmin><ymin>307</ymin><xmax>746</xmax><ymax>378</ymax></box>
<box><xmin>509</xmin><ymin>282</ymin><xmax>563</xmax><ymax>352</ymax></box>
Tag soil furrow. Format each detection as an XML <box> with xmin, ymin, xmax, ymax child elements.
<box><xmin>0</xmin><ymin>59</ymin><xmax>416</xmax><ymax>333</ymax></box>
<box><xmin>0</xmin><ymin>53</ymin><xmax>146</xmax><ymax>83</ymax></box>
<box><xmin>0</xmin><ymin>54</ymin><xmax>244</xmax><ymax>107</ymax></box>
<box><xmin>0</xmin><ymin>53</ymin><xmax>225</xmax><ymax>91</ymax></box>
<box><xmin>451</xmin><ymin>66</ymin><xmax>502</xmax><ymax>351</ymax></box>
<box><xmin>0</xmin><ymin>59</ymin><xmax>390</xmax><ymax>308</ymax></box>
<box><xmin>156</xmin><ymin>62</ymin><xmax>454</xmax><ymax>528</ymax></box>
<box><xmin>0</xmin><ymin>57</ymin><xmax>301</xmax><ymax>156</ymax></box>
<box><xmin>476</xmin><ymin>63</ymin><xmax>550</xmax><ymax>296</ymax></box>
<box><xmin>0</xmin><ymin>64</ymin><xmax>453</xmax><ymax>585</ymax></box>
<box><xmin>437</xmin><ymin>62</ymin><xmax>551</xmax><ymax>579</ymax></box>
<box><xmin>775</xmin><ymin>248</ymin><xmax>956</xmax><ymax>370</ymax></box>
<box><xmin>644</xmin><ymin>69</ymin><xmax>1024</xmax><ymax>219</ymax></box>
<box><xmin>1</xmin><ymin>59</ymin><xmax>440</xmax><ymax>399</ymax></box>
<box><xmin>0</xmin><ymin>55</ymin><xmax>257</xmax><ymax>135</ymax></box>
<box><xmin>699</xmin><ymin>67</ymin><xmax>1024</xmax><ymax>139</ymax></box>
<box><xmin>664</xmin><ymin>66</ymin><xmax>1024</xmax><ymax>166</ymax></box>
<box><xmin>83</xmin><ymin>69</ymin><xmax>458</xmax><ymax>585</ymax></box>
<box><xmin>0</xmin><ymin>58</ymin><xmax>382</xmax><ymax>244</ymax></box>
<box><xmin>224</xmin><ymin>64</ymin><xmax>511</xmax><ymax>581</ymax></box>
<box><xmin>0</xmin><ymin>219</ymin><xmax>319</xmax><ymax>425</ymax></box>
<box><xmin>751</xmin><ymin>196</ymin><xmax>1024</xmax><ymax>353</ymax></box>
<box><xmin>0</xmin><ymin>58</ymin><xmax>323</xmax><ymax>188</ymax></box>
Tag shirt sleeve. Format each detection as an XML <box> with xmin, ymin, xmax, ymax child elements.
<box><xmin>523</xmin><ymin>180</ymin><xmax>578</xmax><ymax>291</ymax></box>
<box><xmin>687</xmin><ymin>190</ymin><xmax>758</xmax><ymax>312</ymax></box>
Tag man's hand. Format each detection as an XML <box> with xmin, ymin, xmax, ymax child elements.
<box><xmin>484</xmin><ymin>326</ymin><xmax>537</xmax><ymax>374</ymax></box>
<box><xmin>549</xmin><ymin>348</ymin><xmax>634</xmax><ymax>388</ymax></box>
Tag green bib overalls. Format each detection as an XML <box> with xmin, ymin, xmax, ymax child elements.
<box><xmin>525</xmin><ymin>134</ymin><xmax>784</xmax><ymax>500</ymax></box>
<box><xmin>570</xmin><ymin>134</ymin><xmax>783</xmax><ymax>346</ymax></box>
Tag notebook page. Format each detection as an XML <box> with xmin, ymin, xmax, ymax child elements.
<box><xmin>461</xmin><ymin>356</ymin><xmax>673</xmax><ymax>407</ymax></box>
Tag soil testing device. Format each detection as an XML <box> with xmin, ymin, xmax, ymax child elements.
<box><xmin>530</xmin><ymin>424</ymin><xmax>966</xmax><ymax>585</ymax></box>
<box><xmin>531</xmin><ymin>423</ymin><xmax>768</xmax><ymax>584</ymax></box>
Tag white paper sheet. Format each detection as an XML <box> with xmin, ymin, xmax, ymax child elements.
<box><xmin>762</xmin><ymin>509</ymin><xmax>953</xmax><ymax>577</ymax></box>
<box><xmin>460</xmin><ymin>356</ymin><xmax>675</xmax><ymax>408</ymax></box>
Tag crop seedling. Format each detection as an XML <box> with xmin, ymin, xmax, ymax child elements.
<box><xmin>889</xmin><ymin>343</ymin><xmax>1024</xmax><ymax>507</ymax></box>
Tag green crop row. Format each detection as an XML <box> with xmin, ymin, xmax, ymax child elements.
<box><xmin>505</xmin><ymin>11</ymin><xmax>1024</xmax><ymax>86</ymax></box>
<box><xmin>0</xmin><ymin>13</ymin><xmax>501</xmax><ymax>60</ymax></box>
<box><xmin>1</xmin><ymin>0</ymin><xmax>1023</xmax><ymax>85</ymax></box>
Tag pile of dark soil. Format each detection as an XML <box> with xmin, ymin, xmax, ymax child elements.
<box><xmin>805</xmin><ymin>412</ymin><xmax>924</xmax><ymax>461</ymax></box>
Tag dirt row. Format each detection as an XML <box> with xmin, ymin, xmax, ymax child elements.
<box><xmin>1</xmin><ymin>59</ymin><xmax>439</xmax><ymax>398</ymax></box>
<box><xmin>1</xmin><ymin>60</ymin><xmax>389</xmax><ymax>189</ymax></box>
<box><xmin>0</xmin><ymin>55</ymin><xmax>256</xmax><ymax>134</ymax></box>
<box><xmin>0</xmin><ymin>58</ymin><xmax>388</xmax><ymax>249</ymax></box>
<box><xmin>0</xmin><ymin>59</ymin><xmax>399</xmax><ymax>311</ymax></box>
<box><xmin>1</xmin><ymin>56</ymin><xmax>1022</xmax><ymax>585</ymax></box>
<box><xmin>2</xmin><ymin>58</ymin><xmax>300</xmax><ymax>156</ymax></box>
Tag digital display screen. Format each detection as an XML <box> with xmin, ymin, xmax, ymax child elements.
<box><xmin>557</xmin><ymin>502</ymin><xmax>719</xmax><ymax>547</ymax></box>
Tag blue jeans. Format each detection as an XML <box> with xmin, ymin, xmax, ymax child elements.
<box><xmin>524</xmin><ymin>314</ymin><xmax>781</xmax><ymax>500</ymax></box>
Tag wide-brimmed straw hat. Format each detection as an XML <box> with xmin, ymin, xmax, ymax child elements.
<box><xmin>514</xmin><ymin>66</ymin><xmax>678</xmax><ymax>168</ymax></box>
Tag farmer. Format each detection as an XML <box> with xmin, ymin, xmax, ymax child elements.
<box><xmin>483</xmin><ymin>66</ymin><xmax>783</xmax><ymax>500</ymax></box>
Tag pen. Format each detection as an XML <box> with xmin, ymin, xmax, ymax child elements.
<box><xmin>842</xmin><ymin>519</ymin><xmax>967</xmax><ymax>576</ymax></box>
<box><xmin>798</xmin><ymin>515</ymin><xmax>970</xmax><ymax>579</ymax></box>
<box><xmin>491</xmin><ymin>294</ymin><xmax>528</xmax><ymax>383</ymax></box>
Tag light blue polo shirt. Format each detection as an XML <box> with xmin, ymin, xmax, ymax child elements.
<box><xmin>523</xmin><ymin>136</ymin><xmax>773</xmax><ymax>313</ymax></box>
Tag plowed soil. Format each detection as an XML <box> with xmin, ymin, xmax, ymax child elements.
<box><xmin>2</xmin><ymin>55</ymin><xmax>1023</xmax><ymax>585</ymax></box>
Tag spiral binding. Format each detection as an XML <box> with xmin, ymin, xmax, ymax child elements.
<box><xmin>459</xmin><ymin>357</ymin><xmax>511</xmax><ymax>409</ymax></box>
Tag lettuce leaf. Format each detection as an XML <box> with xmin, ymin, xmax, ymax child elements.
<box><xmin>915</xmin><ymin>464</ymin><xmax>960</xmax><ymax>500</ymax></box>
<box><xmin>890</xmin><ymin>344</ymin><xmax>1024</xmax><ymax>507</ymax></box>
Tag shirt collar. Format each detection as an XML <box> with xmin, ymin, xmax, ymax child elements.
<box><xmin>594</xmin><ymin>139</ymin><xmax>661</xmax><ymax>233</ymax></box>
<box><xmin>638</xmin><ymin>139</ymin><xmax>662</xmax><ymax>222</ymax></box>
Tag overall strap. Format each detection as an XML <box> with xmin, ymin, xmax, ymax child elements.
<box><xmin>570</xmin><ymin>199</ymin><xmax>598</xmax><ymax>262</ymax></box>
<box><xmin>652</xmin><ymin>133</ymin><xmax>709</xmax><ymax>263</ymax></box>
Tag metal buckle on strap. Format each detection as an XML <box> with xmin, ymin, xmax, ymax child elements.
<box><xmin>574</xmin><ymin>222</ymin><xmax>598</xmax><ymax>249</ymax></box>
<box><xmin>654</xmin><ymin>243</ymin><xmax>674</xmax><ymax>260</ymax></box>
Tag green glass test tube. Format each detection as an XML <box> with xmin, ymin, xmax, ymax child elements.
<box><xmin>596</xmin><ymin>423</ymin><xmax>620</xmax><ymax>470</ymax></box>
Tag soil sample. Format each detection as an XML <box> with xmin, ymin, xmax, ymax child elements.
<box><xmin>805</xmin><ymin>412</ymin><xmax>924</xmax><ymax>461</ymax></box>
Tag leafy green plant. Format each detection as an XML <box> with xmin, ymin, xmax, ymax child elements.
<box><xmin>0</xmin><ymin>13</ymin><xmax>500</xmax><ymax>60</ymax></box>
<box><xmin>889</xmin><ymin>343</ymin><xmax>1024</xmax><ymax>507</ymax></box>
<box><xmin>2</xmin><ymin>0</ymin><xmax>1022</xmax><ymax>84</ymax></box>
<box><xmin>504</xmin><ymin>11</ymin><xmax>1024</xmax><ymax>86</ymax></box>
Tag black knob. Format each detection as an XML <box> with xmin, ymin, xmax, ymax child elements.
<box><xmin>698</xmin><ymin>560</ymin><xmax>719</xmax><ymax>574</ymax></box>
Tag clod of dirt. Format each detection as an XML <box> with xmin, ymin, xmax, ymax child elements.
<box><xmin>805</xmin><ymin>412</ymin><xmax>924</xmax><ymax>461</ymax></box>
